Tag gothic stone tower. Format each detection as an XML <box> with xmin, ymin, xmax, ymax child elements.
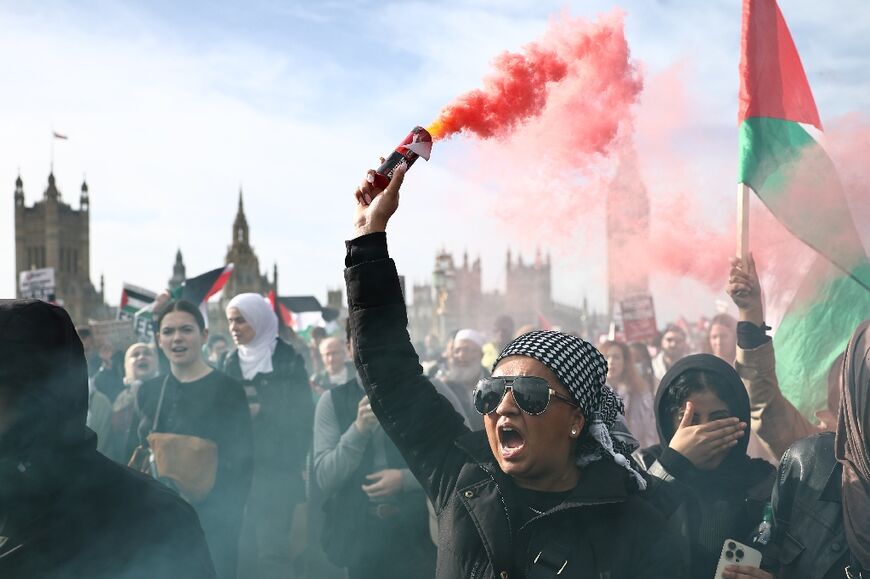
<box><xmin>168</xmin><ymin>248</ymin><xmax>186</xmax><ymax>291</ymax></box>
<box><xmin>505</xmin><ymin>248</ymin><xmax>552</xmax><ymax>326</ymax></box>
<box><xmin>606</xmin><ymin>145</ymin><xmax>651</xmax><ymax>317</ymax></box>
<box><xmin>222</xmin><ymin>189</ymin><xmax>272</xmax><ymax>299</ymax></box>
<box><xmin>209</xmin><ymin>189</ymin><xmax>273</xmax><ymax>334</ymax></box>
<box><xmin>14</xmin><ymin>172</ymin><xmax>105</xmax><ymax>324</ymax></box>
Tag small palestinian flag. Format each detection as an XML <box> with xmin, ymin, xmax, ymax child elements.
<box><xmin>118</xmin><ymin>283</ymin><xmax>157</xmax><ymax>321</ymax></box>
<box><xmin>268</xmin><ymin>290</ymin><xmax>295</xmax><ymax>328</ymax></box>
<box><xmin>171</xmin><ymin>264</ymin><xmax>234</xmax><ymax>304</ymax></box>
<box><xmin>269</xmin><ymin>295</ymin><xmax>332</xmax><ymax>336</ymax></box>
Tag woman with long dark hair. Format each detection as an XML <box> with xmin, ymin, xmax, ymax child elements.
<box><xmin>601</xmin><ymin>340</ymin><xmax>657</xmax><ymax>448</ymax></box>
<box><xmin>137</xmin><ymin>300</ymin><xmax>253</xmax><ymax>579</ymax></box>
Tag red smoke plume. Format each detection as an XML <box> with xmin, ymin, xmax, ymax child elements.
<box><xmin>433</xmin><ymin>13</ymin><xmax>869</xmax><ymax>322</ymax></box>
<box><xmin>428</xmin><ymin>11</ymin><xmax>642</xmax><ymax>145</ymax></box>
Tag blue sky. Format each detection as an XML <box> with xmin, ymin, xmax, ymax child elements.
<box><xmin>2</xmin><ymin>0</ymin><xmax>868</xmax><ymax>322</ymax></box>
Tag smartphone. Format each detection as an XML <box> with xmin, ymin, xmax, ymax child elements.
<box><xmin>714</xmin><ymin>539</ymin><xmax>762</xmax><ymax>579</ymax></box>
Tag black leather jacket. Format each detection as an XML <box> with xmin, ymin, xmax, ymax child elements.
<box><xmin>769</xmin><ymin>433</ymin><xmax>854</xmax><ymax>579</ymax></box>
<box><xmin>344</xmin><ymin>233</ymin><xmax>684</xmax><ymax>579</ymax></box>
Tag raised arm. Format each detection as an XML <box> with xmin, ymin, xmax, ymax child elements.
<box><xmin>344</xmin><ymin>164</ymin><xmax>470</xmax><ymax>509</ymax></box>
<box><xmin>727</xmin><ymin>255</ymin><xmax>818</xmax><ymax>458</ymax></box>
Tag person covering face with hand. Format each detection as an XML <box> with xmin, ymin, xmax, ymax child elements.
<box><xmin>636</xmin><ymin>354</ymin><xmax>776</xmax><ymax>578</ymax></box>
<box><xmin>345</xmin><ymin>161</ymin><xmax>683</xmax><ymax>578</ymax></box>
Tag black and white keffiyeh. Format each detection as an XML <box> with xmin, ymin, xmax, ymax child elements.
<box><xmin>494</xmin><ymin>330</ymin><xmax>646</xmax><ymax>490</ymax></box>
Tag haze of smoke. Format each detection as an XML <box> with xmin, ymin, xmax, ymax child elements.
<box><xmin>429</xmin><ymin>10</ymin><xmax>641</xmax><ymax>145</ymax></box>
<box><xmin>450</xmin><ymin>49</ymin><xmax>869</xmax><ymax>320</ymax></box>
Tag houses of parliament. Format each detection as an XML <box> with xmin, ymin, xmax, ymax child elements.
<box><xmin>14</xmin><ymin>148</ymin><xmax>651</xmax><ymax>337</ymax></box>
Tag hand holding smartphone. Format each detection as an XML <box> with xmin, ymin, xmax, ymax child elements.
<box><xmin>714</xmin><ymin>539</ymin><xmax>762</xmax><ymax>579</ymax></box>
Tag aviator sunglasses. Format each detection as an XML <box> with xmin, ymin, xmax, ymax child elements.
<box><xmin>473</xmin><ymin>376</ymin><xmax>579</xmax><ymax>416</ymax></box>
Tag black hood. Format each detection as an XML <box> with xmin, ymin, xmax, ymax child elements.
<box><xmin>654</xmin><ymin>354</ymin><xmax>751</xmax><ymax>457</ymax></box>
<box><xmin>0</xmin><ymin>299</ymin><xmax>92</xmax><ymax>453</ymax></box>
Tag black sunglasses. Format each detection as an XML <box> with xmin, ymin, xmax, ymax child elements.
<box><xmin>473</xmin><ymin>376</ymin><xmax>579</xmax><ymax>416</ymax></box>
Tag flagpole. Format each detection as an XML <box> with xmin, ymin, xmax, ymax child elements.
<box><xmin>737</xmin><ymin>182</ymin><xmax>750</xmax><ymax>267</ymax></box>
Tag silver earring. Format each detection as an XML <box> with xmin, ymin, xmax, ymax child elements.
<box><xmin>570</xmin><ymin>428</ymin><xmax>578</xmax><ymax>437</ymax></box>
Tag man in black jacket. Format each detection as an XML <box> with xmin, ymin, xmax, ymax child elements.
<box><xmin>0</xmin><ymin>299</ymin><xmax>216</xmax><ymax>579</ymax></box>
<box><xmin>343</xmin><ymin>163</ymin><xmax>684</xmax><ymax>578</ymax></box>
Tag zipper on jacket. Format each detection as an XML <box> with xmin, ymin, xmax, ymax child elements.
<box><xmin>469</xmin><ymin>558</ymin><xmax>483</xmax><ymax>579</ymax></box>
<box><xmin>477</xmin><ymin>463</ymin><xmax>515</xmax><ymax>545</ymax></box>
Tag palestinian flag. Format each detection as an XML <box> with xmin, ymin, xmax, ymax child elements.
<box><xmin>739</xmin><ymin>0</ymin><xmax>870</xmax><ymax>418</ymax></box>
<box><xmin>268</xmin><ymin>290</ymin><xmax>295</xmax><ymax>328</ymax></box>
<box><xmin>739</xmin><ymin>0</ymin><xmax>869</xmax><ymax>288</ymax></box>
<box><xmin>171</xmin><ymin>264</ymin><xmax>234</xmax><ymax>304</ymax></box>
<box><xmin>118</xmin><ymin>283</ymin><xmax>156</xmax><ymax>320</ymax></box>
<box><xmin>270</xmin><ymin>295</ymin><xmax>334</xmax><ymax>337</ymax></box>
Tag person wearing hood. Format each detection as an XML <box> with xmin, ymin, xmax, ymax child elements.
<box><xmin>636</xmin><ymin>353</ymin><xmax>777</xmax><ymax>578</ymax></box>
<box><xmin>0</xmin><ymin>299</ymin><xmax>216</xmax><ymax>578</ymax></box>
<box><xmin>223</xmin><ymin>293</ymin><xmax>314</xmax><ymax>579</ymax></box>
<box><xmin>759</xmin><ymin>319</ymin><xmax>870</xmax><ymax>579</ymax></box>
<box><xmin>344</xmin><ymin>163</ymin><xmax>683</xmax><ymax>578</ymax></box>
<box><xmin>137</xmin><ymin>300</ymin><xmax>253</xmax><ymax>579</ymax></box>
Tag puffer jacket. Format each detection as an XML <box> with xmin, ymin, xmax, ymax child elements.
<box><xmin>0</xmin><ymin>299</ymin><xmax>215</xmax><ymax>579</ymax></box>
<box><xmin>345</xmin><ymin>233</ymin><xmax>683</xmax><ymax>579</ymax></box>
<box><xmin>768</xmin><ymin>433</ymin><xmax>852</xmax><ymax>579</ymax></box>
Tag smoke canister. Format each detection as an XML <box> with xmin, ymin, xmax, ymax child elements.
<box><xmin>372</xmin><ymin>126</ymin><xmax>433</xmax><ymax>190</ymax></box>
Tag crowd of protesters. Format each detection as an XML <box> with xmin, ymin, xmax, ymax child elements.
<box><xmin>0</xmin><ymin>163</ymin><xmax>867</xmax><ymax>579</ymax></box>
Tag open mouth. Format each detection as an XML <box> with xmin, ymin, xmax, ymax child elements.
<box><xmin>170</xmin><ymin>346</ymin><xmax>188</xmax><ymax>355</ymax></box>
<box><xmin>135</xmin><ymin>361</ymin><xmax>150</xmax><ymax>369</ymax></box>
<box><xmin>497</xmin><ymin>424</ymin><xmax>526</xmax><ymax>459</ymax></box>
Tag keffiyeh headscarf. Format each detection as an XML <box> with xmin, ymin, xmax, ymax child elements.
<box><xmin>495</xmin><ymin>330</ymin><xmax>646</xmax><ymax>490</ymax></box>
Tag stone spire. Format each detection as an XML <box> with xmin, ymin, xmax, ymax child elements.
<box><xmin>169</xmin><ymin>248</ymin><xmax>187</xmax><ymax>290</ymax></box>
<box><xmin>80</xmin><ymin>178</ymin><xmax>89</xmax><ymax>212</ymax></box>
<box><xmin>233</xmin><ymin>187</ymin><xmax>249</xmax><ymax>247</ymax></box>
<box><xmin>44</xmin><ymin>172</ymin><xmax>60</xmax><ymax>201</ymax></box>
<box><xmin>14</xmin><ymin>173</ymin><xmax>24</xmax><ymax>207</ymax></box>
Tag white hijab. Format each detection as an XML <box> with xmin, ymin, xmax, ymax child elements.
<box><xmin>227</xmin><ymin>293</ymin><xmax>278</xmax><ymax>380</ymax></box>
